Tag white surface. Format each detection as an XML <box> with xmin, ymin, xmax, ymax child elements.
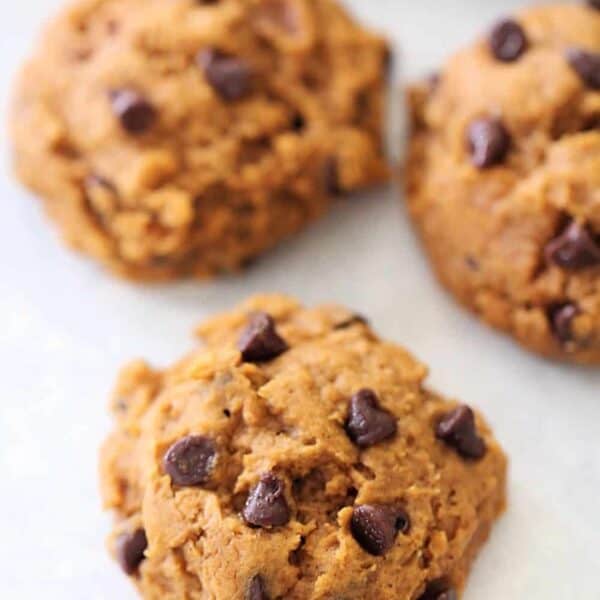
<box><xmin>1</xmin><ymin>1</ymin><xmax>598</xmax><ymax>598</ymax></box>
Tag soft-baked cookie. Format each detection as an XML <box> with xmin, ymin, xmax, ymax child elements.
<box><xmin>11</xmin><ymin>0</ymin><xmax>388</xmax><ymax>280</ymax></box>
<box><xmin>100</xmin><ymin>294</ymin><xmax>507</xmax><ymax>599</ymax></box>
<box><xmin>406</xmin><ymin>2</ymin><xmax>600</xmax><ymax>365</ymax></box>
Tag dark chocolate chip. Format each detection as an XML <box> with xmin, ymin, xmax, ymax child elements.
<box><xmin>322</xmin><ymin>157</ymin><xmax>341</xmax><ymax>195</ymax></box>
<box><xmin>163</xmin><ymin>435</ymin><xmax>217</xmax><ymax>487</ymax></box>
<box><xmin>246</xmin><ymin>574</ymin><xmax>269</xmax><ymax>600</ymax></box>
<box><xmin>545</xmin><ymin>221</ymin><xmax>600</xmax><ymax>270</ymax></box>
<box><xmin>465</xmin><ymin>255</ymin><xmax>480</xmax><ymax>271</ymax></box>
<box><xmin>436</xmin><ymin>405</ymin><xmax>486</xmax><ymax>460</ymax></box>
<box><xmin>345</xmin><ymin>389</ymin><xmax>397</xmax><ymax>448</ymax></box>
<box><xmin>334</xmin><ymin>314</ymin><xmax>369</xmax><ymax>330</ymax></box>
<box><xmin>242</xmin><ymin>472</ymin><xmax>290</xmax><ymax>528</ymax></box>
<box><xmin>350</xmin><ymin>504</ymin><xmax>409</xmax><ymax>556</ymax></box>
<box><xmin>549</xmin><ymin>303</ymin><xmax>580</xmax><ymax>344</ymax></box>
<box><xmin>238</xmin><ymin>312</ymin><xmax>288</xmax><ymax>363</ymax></box>
<box><xmin>588</xmin><ymin>0</ymin><xmax>600</xmax><ymax>9</ymax></box>
<box><xmin>291</xmin><ymin>113</ymin><xmax>305</xmax><ymax>131</ymax></box>
<box><xmin>566</xmin><ymin>48</ymin><xmax>600</xmax><ymax>89</ymax></box>
<box><xmin>489</xmin><ymin>19</ymin><xmax>528</xmax><ymax>62</ymax></box>
<box><xmin>109</xmin><ymin>89</ymin><xmax>156</xmax><ymax>134</ymax></box>
<box><xmin>418</xmin><ymin>582</ymin><xmax>458</xmax><ymax>600</ymax></box>
<box><xmin>198</xmin><ymin>48</ymin><xmax>252</xmax><ymax>101</ymax></box>
<box><xmin>116</xmin><ymin>528</ymin><xmax>147</xmax><ymax>575</ymax></box>
<box><xmin>467</xmin><ymin>117</ymin><xmax>511</xmax><ymax>168</ymax></box>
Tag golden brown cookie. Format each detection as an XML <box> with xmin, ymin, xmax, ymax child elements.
<box><xmin>11</xmin><ymin>0</ymin><xmax>389</xmax><ymax>280</ymax></box>
<box><xmin>406</xmin><ymin>3</ymin><xmax>600</xmax><ymax>365</ymax></box>
<box><xmin>100</xmin><ymin>294</ymin><xmax>507</xmax><ymax>599</ymax></box>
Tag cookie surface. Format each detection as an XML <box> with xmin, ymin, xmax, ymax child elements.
<box><xmin>406</xmin><ymin>3</ymin><xmax>600</xmax><ymax>364</ymax></box>
<box><xmin>11</xmin><ymin>0</ymin><xmax>388</xmax><ymax>280</ymax></box>
<box><xmin>100</xmin><ymin>295</ymin><xmax>506</xmax><ymax>599</ymax></box>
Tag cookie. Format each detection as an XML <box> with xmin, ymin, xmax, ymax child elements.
<box><xmin>406</xmin><ymin>3</ymin><xmax>600</xmax><ymax>365</ymax></box>
<box><xmin>100</xmin><ymin>294</ymin><xmax>507</xmax><ymax>599</ymax></box>
<box><xmin>11</xmin><ymin>0</ymin><xmax>389</xmax><ymax>280</ymax></box>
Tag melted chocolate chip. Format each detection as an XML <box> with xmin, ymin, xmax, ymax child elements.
<box><xmin>246</xmin><ymin>574</ymin><xmax>269</xmax><ymax>600</ymax></box>
<box><xmin>545</xmin><ymin>221</ymin><xmax>600</xmax><ymax>270</ymax></box>
<box><xmin>467</xmin><ymin>117</ymin><xmax>511</xmax><ymax>168</ymax></box>
<box><xmin>242</xmin><ymin>472</ymin><xmax>290</xmax><ymax>528</ymax></box>
<box><xmin>549</xmin><ymin>303</ymin><xmax>580</xmax><ymax>344</ymax></box>
<box><xmin>116</xmin><ymin>529</ymin><xmax>147</xmax><ymax>575</ymax></box>
<box><xmin>109</xmin><ymin>89</ymin><xmax>156</xmax><ymax>134</ymax></box>
<box><xmin>345</xmin><ymin>389</ymin><xmax>397</xmax><ymax>448</ymax></box>
<box><xmin>163</xmin><ymin>435</ymin><xmax>217</xmax><ymax>487</ymax></box>
<box><xmin>566</xmin><ymin>48</ymin><xmax>600</xmax><ymax>89</ymax></box>
<box><xmin>238</xmin><ymin>312</ymin><xmax>288</xmax><ymax>363</ymax></box>
<box><xmin>198</xmin><ymin>48</ymin><xmax>252</xmax><ymax>101</ymax></box>
<box><xmin>489</xmin><ymin>19</ymin><xmax>528</xmax><ymax>62</ymax></box>
<box><xmin>350</xmin><ymin>504</ymin><xmax>409</xmax><ymax>556</ymax></box>
<box><xmin>589</xmin><ymin>0</ymin><xmax>600</xmax><ymax>9</ymax></box>
<box><xmin>436</xmin><ymin>405</ymin><xmax>486</xmax><ymax>460</ymax></box>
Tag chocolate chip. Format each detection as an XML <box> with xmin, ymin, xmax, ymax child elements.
<box><xmin>350</xmin><ymin>504</ymin><xmax>409</xmax><ymax>556</ymax></box>
<box><xmin>549</xmin><ymin>303</ymin><xmax>580</xmax><ymax>344</ymax></box>
<box><xmin>163</xmin><ymin>435</ymin><xmax>217</xmax><ymax>487</ymax></box>
<box><xmin>566</xmin><ymin>48</ymin><xmax>600</xmax><ymax>90</ymax></box>
<box><xmin>246</xmin><ymin>574</ymin><xmax>269</xmax><ymax>600</ymax></box>
<box><xmin>345</xmin><ymin>389</ymin><xmax>397</xmax><ymax>448</ymax></box>
<box><xmin>198</xmin><ymin>48</ymin><xmax>252</xmax><ymax>101</ymax></box>
<box><xmin>588</xmin><ymin>0</ymin><xmax>600</xmax><ymax>9</ymax></box>
<box><xmin>437</xmin><ymin>592</ymin><xmax>458</xmax><ymax>600</ymax></box>
<box><xmin>334</xmin><ymin>314</ymin><xmax>369</xmax><ymax>330</ymax></box>
<box><xmin>489</xmin><ymin>19</ymin><xmax>528</xmax><ymax>62</ymax></box>
<box><xmin>545</xmin><ymin>221</ymin><xmax>600</xmax><ymax>270</ymax></box>
<box><xmin>418</xmin><ymin>582</ymin><xmax>458</xmax><ymax>600</ymax></box>
<box><xmin>467</xmin><ymin>117</ymin><xmax>511</xmax><ymax>168</ymax></box>
<box><xmin>322</xmin><ymin>157</ymin><xmax>341</xmax><ymax>195</ymax></box>
<box><xmin>291</xmin><ymin>112</ymin><xmax>305</xmax><ymax>131</ymax></box>
<box><xmin>116</xmin><ymin>528</ymin><xmax>147</xmax><ymax>575</ymax></box>
<box><xmin>238</xmin><ymin>312</ymin><xmax>288</xmax><ymax>363</ymax></box>
<box><xmin>436</xmin><ymin>405</ymin><xmax>486</xmax><ymax>460</ymax></box>
<box><xmin>242</xmin><ymin>472</ymin><xmax>290</xmax><ymax>528</ymax></box>
<box><xmin>109</xmin><ymin>89</ymin><xmax>156</xmax><ymax>134</ymax></box>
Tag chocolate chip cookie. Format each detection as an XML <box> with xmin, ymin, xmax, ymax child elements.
<box><xmin>406</xmin><ymin>3</ymin><xmax>600</xmax><ymax>365</ymax></box>
<box><xmin>100</xmin><ymin>294</ymin><xmax>507</xmax><ymax>599</ymax></box>
<box><xmin>11</xmin><ymin>0</ymin><xmax>388</xmax><ymax>280</ymax></box>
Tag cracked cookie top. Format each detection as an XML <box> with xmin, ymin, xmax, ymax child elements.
<box><xmin>100</xmin><ymin>295</ymin><xmax>507</xmax><ymax>599</ymax></box>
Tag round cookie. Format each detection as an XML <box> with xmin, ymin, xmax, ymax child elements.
<box><xmin>406</xmin><ymin>3</ymin><xmax>600</xmax><ymax>365</ymax></box>
<box><xmin>100</xmin><ymin>294</ymin><xmax>507</xmax><ymax>599</ymax></box>
<box><xmin>11</xmin><ymin>0</ymin><xmax>389</xmax><ymax>280</ymax></box>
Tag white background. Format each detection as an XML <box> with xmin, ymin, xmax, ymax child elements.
<box><xmin>1</xmin><ymin>1</ymin><xmax>598</xmax><ymax>598</ymax></box>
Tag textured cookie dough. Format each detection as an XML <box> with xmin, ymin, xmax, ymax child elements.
<box><xmin>11</xmin><ymin>0</ymin><xmax>389</xmax><ymax>280</ymax></box>
<box><xmin>406</xmin><ymin>3</ymin><xmax>600</xmax><ymax>365</ymax></box>
<box><xmin>100</xmin><ymin>295</ymin><xmax>507</xmax><ymax>599</ymax></box>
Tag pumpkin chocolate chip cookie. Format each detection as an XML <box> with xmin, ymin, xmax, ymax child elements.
<box><xmin>11</xmin><ymin>0</ymin><xmax>389</xmax><ymax>280</ymax></box>
<box><xmin>406</xmin><ymin>2</ymin><xmax>600</xmax><ymax>365</ymax></box>
<box><xmin>100</xmin><ymin>295</ymin><xmax>507</xmax><ymax>599</ymax></box>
